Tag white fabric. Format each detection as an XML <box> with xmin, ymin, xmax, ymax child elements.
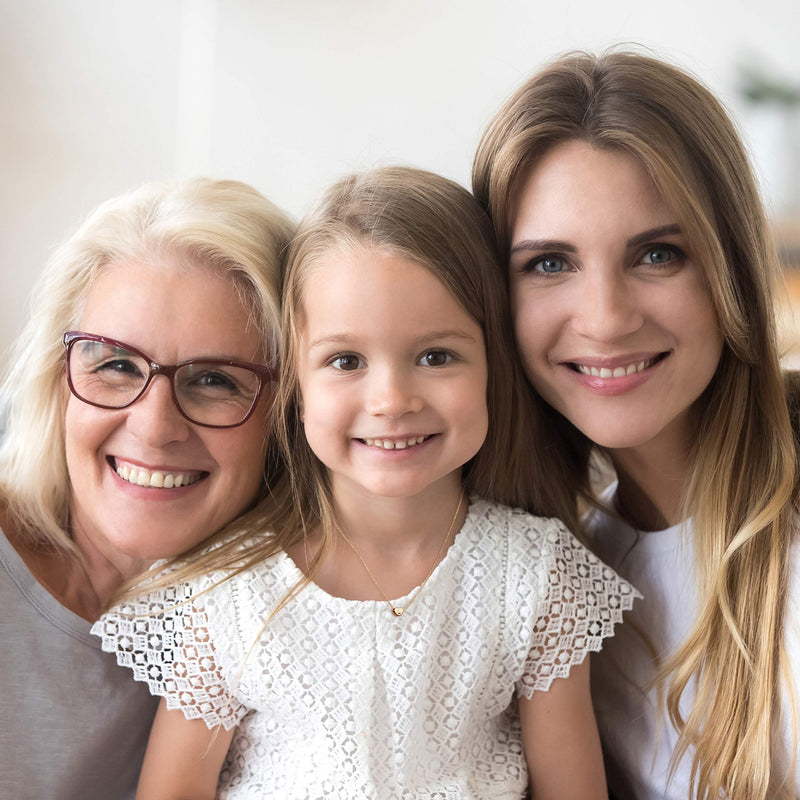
<box><xmin>94</xmin><ymin>498</ymin><xmax>637</xmax><ymax>800</ymax></box>
<box><xmin>587</xmin><ymin>481</ymin><xmax>800</xmax><ymax>799</ymax></box>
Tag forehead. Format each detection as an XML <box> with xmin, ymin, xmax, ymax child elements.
<box><xmin>77</xmin><ymin>257</ymin><xmax>263</xmax><ymax>361</ymax></box>
<box><xmin>511</xmin><ymin>141</ymin><xmax>677</xmax><ymax>240</ymax></box>
<box><xmin>297</xmin><ymin>245</ymin><xmax>481</xmax><ymax>341</ymax></box>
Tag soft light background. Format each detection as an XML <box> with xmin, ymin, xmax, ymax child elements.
<box><xmin>2</xmin><ymin>0</ymin><xmax>799</xmax><ymax>360</ymax></box>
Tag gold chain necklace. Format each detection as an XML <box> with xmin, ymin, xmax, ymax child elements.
<box><xmin>334</xmin><ymin>491</ymin><xmax>464</xmax><ymax>617</ymax></box>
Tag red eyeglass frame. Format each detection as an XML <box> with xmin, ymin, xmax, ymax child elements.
<box><xmin>62</xmin><ymin>330</ymin><xmax>277</xmax><ymax>429</ymax></box>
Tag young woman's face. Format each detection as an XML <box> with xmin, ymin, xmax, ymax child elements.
<box><xmin>508</xmin><ymin>141</ymin><xmax>724</xmax><ymax>457</ymax></box>
<box><xmin>296</xmin><ymin>246</ymin><xmax>488</xmax><ymax>505</ymax></box>
<box><xmin>64</xmin><ymin>259</ymin><xmax>272</xmax><ymax>574</ymax></box>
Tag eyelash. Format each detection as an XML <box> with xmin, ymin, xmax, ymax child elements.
<box><xmin>328</xmin><ymin>354</ymin><xmax>363</xmax><ymax>371</ymax></box>
<box><xmin>520</xmin><ymin>244</ymin><xmax>687</xmax><ymax>276</ymax></box>
<box><xmin>418</xmin><ymin>349</ymin><xmax>455</xmax><ymax>367</ymax></box>
<box><xmin>325</xmin><ymin>349</ymin><xmax>457</xmax><ymax>371</ymax></box>
<box><xmin>640</xmin><ymin>244</ymin><xmax>686</xmax><ymax>268</ymax></box>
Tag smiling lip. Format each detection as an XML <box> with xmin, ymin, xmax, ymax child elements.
<box><xmin>358</xmin><ymin>435</ymin><xmax>432</xmax><ymax>451</ymax></box>
<box><xmin>110</xmin><ymin>457</ymin><xmax>207</xmax><ymax>489</ymax></box>
<box><xmin>562</xmin><ymin>352</ymin><xmax>669</xmax><ymax>396</ymax></box>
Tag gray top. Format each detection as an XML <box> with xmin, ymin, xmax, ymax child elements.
<box><xmin>0</xmin><ymin>527</ymin><xmax>159</xmax><ymax>800</ymax></box>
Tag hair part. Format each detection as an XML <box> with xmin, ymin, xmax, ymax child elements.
<box><xmin>0</xmin><ymin>177</ymin><xmax>294</xmax><ymax>559</ymax></box>
<box><xmin>473</xmin><ymin>49</ymin><xmax>797</xmax><ymax>799</ymax></box>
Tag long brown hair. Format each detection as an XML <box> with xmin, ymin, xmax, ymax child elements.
<box><xmin>473</xmin><ymin>50</ymin><xmax>798</xmax><ymax>799</ymax></box>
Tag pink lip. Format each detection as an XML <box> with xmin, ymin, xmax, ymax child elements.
<box><xmin>357</xmin><ymin>434</ymin><xmax>431</xmax><ymax>442</ymax></box>
<box><xmin>111</xmin><ymin>456</ymin><xmax>204</xmax><ymax>473</ymax></box>
<box><xmin>355</xmin><ymin>434</ymin><xmax>437</xmax><ymax>453</ymax></box>
<box><xmin>561</xmin><ymin>351</ymin><xmax>666</xmax><ymax>370</ymax></box>
<box><xmin>561</xmin><ymin>352</ymin><xmax>669</xmax><ymax>396</ymax></box>
<box><xmin>107</xmin><ymin>457</ymin><xmax>209</xmax><ymax>499</ymax></box>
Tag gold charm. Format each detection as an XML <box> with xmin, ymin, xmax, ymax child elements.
<box><xmin>334</xmin><ymin>491</ymin><xmax>464</xmax><ymax>619</ymax></box>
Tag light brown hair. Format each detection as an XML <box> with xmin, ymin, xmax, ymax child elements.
<box><xmin>473</xmin><ymin>50</ymin><xmax>799</xmax><ymax>799</ymax></box>
<box><xmin>136</xmin><ymin>166</ymin><xmax>579</xmax><ymax>614</ymax></box>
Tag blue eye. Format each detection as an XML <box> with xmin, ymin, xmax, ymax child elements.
<box><xmin>642</xmin><ymin>245</ymin><xmax>683</xmax><ymax>266</ymax></box>
<box><xmin>419</xmin><ymin>350</ymin><xmax>452</xmax><ymax>367</ymax></box>
<box><xmin>525</xmin><ymin>255</ymin><xmax>566</xmax><ymax>275</ymax></box>
<box><xmin>330</xmin><ymin>354</ymin><xmax>362</xmax><ymax>371</ymax></box>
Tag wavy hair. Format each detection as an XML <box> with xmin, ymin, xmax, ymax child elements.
<box><xmin>0</xmin><ymin>177</ymin><xmax>293</xmax><ymax>559</ymax></box>
<box><xmin>473</xmin><ymin>50</ymin><xmax>798</xmax><ymax>799</ymax></box>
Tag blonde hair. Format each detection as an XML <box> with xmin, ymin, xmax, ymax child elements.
<box><xmin>137</xmin><ymin>166</ymin><xmax>580</xmax><ymax>610</ymax></box>
<box><xmin>0</xmin><ymin>177</ymin><xmax>293</xmax><ymax>559</ymax></box>
<box><xmin>473</xmin><ymin>49</ymin><xmax>799</xmax><ymax>799</ymax></box>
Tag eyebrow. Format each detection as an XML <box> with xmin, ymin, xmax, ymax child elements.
<box><xmin>510</xmin><ymin>239</ymin><xmax>576</xmax><ymax>255</ymax></box>
<box><xmin>308</xmin><ymin>329</ymin><xmax>480</xmax><ymax>350</ymax></box>
<box><xmin>510</xmin><ymin>224</ymin><xmax>683</xmax><ymax>255</ymax></box>
<box><xmin>626</xmin><ymin>224</ymin><xmax>682</xmax><ymax>248</ymax></box>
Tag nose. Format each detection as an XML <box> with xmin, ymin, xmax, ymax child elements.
<box><xmin>126</xmin><ymin>374</ymin><xmax>192</xmax><ymax>446</ymax></box>
<box><xmin>570</xmin><ymin>267</ymin><xmax>645</xmax><ymax>342</ymax></box>
<box><xmin>364</xmin><ymin>365</ymin><xmax>423</xmax><ymax>419</ymax></box>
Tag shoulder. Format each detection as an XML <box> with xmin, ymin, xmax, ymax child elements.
<box><xmin>470</xmin><ymin>496</ymin><xmax>584</xmax><ymax>554</ymax></box>
<box><xmin>467</xmin><ymin>498</ymin><xmax>602</xmax><ymax>597</ymax></box>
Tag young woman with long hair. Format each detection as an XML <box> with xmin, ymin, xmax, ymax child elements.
<box><xmin>473</xmin><ymin>50</ymin><xmax>800</xmax><ymax>800</ymax></box>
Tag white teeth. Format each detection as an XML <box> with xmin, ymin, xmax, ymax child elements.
<box><xmin>115</xmin><ymin>461</ymin><xmax>201</xmax><ymax>489</ymax></box>
<box><xmin>577</xmin><ymin>359</ymin><xmax>652</xmax><ymax>378</ymax></box>
<box><xmin>363</xmin><ymin>436</ymin><xmax>427</xmax><ymax>450</ymax></box>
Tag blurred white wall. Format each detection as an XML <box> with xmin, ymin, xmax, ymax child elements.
<box><xmin>1</xmin><ymin>0</ymin><xmax>799</xmax><ymax>358</ymax></box>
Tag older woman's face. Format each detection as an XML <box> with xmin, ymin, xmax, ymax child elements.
<box><xmin>65</xmin><ymin>259</ymin><xmax>271</xmax><ymax>574</ymax></box>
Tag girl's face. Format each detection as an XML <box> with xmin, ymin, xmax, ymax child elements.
<box><xmin>508</xmin><ymin>141</ymin><xmax>724</xmax><ymax>458</ymax></box>
<box><xmin>296</xmin><ymin>245</ymin><xmax>488</xmax><ymax>505</ymax></box>
<box><xmin>65</xmin><ymin>259</ymin><xmax>272</xmax><ymax>575</ymax></box>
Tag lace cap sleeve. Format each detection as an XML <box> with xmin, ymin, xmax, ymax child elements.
<box><xmin>512</xmin><ymin>515</ymin><xmax>640</xmax><ymax>698</ymax></box>
<box><xmin>91</xmin><ymin>574</ymin><xmax>247</xmax><ymax>731</ymax></box>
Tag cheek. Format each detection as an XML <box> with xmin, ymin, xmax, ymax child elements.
<box><xmin>511</xmin><ymin>290</ymin><xmax>545</xmax><ymax>361</ymax></box>
<box><xmin>64</xmin><ymin>397</ymin><xmax>111</xmax><ymax>468</ymax></box>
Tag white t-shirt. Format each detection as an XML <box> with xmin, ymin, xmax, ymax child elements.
<box><xmin>587</xmin><ymin>482</ymin><xmax>800</xmax><ymax>799</ymax></box>
<box><xmin>94</xmin><ymin>498</ymin><xmax>637</xmax><ymax>800</ymax></box>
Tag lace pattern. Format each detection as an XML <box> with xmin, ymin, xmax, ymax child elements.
<box><xmin>94</xmin><ymin>578</ymin><xmax>247</xmax><ymax>730</ymax></box>
<box><xmin>94</xmin><ymin>498</ymin><xmax>638</xmax><ymax>799</ymax></box>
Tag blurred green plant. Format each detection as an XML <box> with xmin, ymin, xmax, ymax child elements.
<box><xmin>739</xmin><ymin>63</ymin><xmax>800</xmax><ymax>106</ymax></box>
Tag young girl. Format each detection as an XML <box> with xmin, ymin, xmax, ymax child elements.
<box><xmin>94</xmin><ymin>166</ymin><xmax>636</xmax><ymax>799</ymax></box>
<box><xmin>472</xmin><ymin>51</ymin><xmax>800</xmax><ymax>799</ymax></box>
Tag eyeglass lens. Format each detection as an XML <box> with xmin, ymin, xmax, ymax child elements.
<box><xmin>68</xmin><ymin>339</ymin><xmax>262</xmax><ymax>427</ymax></box>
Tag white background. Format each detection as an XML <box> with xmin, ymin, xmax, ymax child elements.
<box><xmin>1</xmin><ymin>0</ymin><xmax>799</xmax><ymax>357</ymax></box>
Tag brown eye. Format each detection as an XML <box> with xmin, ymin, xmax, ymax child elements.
<box><xmin>419</xmin><ymin>350</ymin><xmax>451</xmax><ymax>367</ymax></box>
<box><xmin>330</xmin><ymin>354</ymin><xmax>362</xmax><ymax>371</ymax></box>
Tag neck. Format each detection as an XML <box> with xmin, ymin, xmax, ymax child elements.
<box><xmin>1</xmin><ymin>506</ymin><xmax>135</xmax><ymax>622</ymax></box>
<box><xmin>331</xmin><ymin>476</ymin><xmax>466</xmax><ymax>553</ymax></box>
<box><xmin>608</xmin><ymin>437</ymin><xmax>691</xmax><ymax>532</ymax></box>
<box><xmin>69</xmin><ymin>524</ymin><xmax>148</xmax><ymax>615</ymax></box>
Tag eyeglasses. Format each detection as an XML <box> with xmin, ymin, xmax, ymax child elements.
<box><xmin>63</xmin><ymin>331</ymin><xmax>276</xmax><ymax>429</ymax></box>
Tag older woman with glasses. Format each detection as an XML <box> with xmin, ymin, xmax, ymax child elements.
<box><xmin>0</xmin><ymin>178</ymin><xmax>293</xmax><ymax>800</ymax></box>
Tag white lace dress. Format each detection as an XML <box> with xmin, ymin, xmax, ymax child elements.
<box><xmin>93</xmin><ymin>498</ymin><xmax>637</xmax><ymax>799</ymax></box>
